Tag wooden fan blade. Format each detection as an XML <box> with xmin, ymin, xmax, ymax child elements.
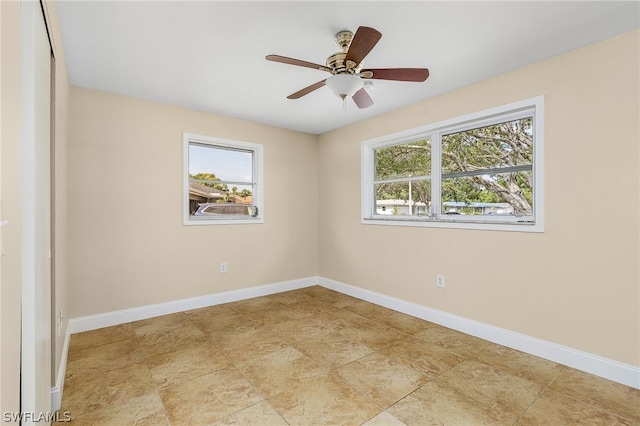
<box><xmin>287</xmin><ymin>80</ymin><xmax>327</xmax><ymax>99</ymax></box>
<box><xmin>352</xmin><ymin>88</ymin><xmax>374</xmax><ymax>109</ymax></box>
<box><xmin>266</xmin><ymin>55</ymin><xmax>332</xmax><ymax>73</ymax></box>
<box><xmin>361</xmin><ymin>68</ymin><xmax>430</xmax><ymax>82</ymax></box>
<box><xmin>345</xmin><ymin>26</ymin><xmax>382</xmax><ymax>68</ymax></box>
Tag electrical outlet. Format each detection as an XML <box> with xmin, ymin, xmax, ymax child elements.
<box><xmin>220</xmin><ymin>262</ymin><xmax>227</xmax><ymax>273</ymax></box>
<box><xmin>436</xmin><ymin>274</ymin><xmax>445</xmax><ymax>288</ymax></box>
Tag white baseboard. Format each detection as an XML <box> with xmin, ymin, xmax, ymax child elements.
<box><xmin>63</xmin><ymin>275</ymin><xmax>639</xmax><ymax>390</ymax></box>
<box><xmin>318</xmin><ymin>277</ymin><xmax>640</xmax><ymax>390</ymax></box>
<box><xmin>68</xmin><ymin>276</ymin><xmax>319</xmax><ymax>334</ymax></box>
<box><xmin>50</xmin><ymin>326</ymin><xmax>70</xmax><ymax>411</ymax></box>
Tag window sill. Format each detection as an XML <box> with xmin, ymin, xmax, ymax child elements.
<box><xmin>183</xmin><ymin>217</ymin><xmax>264</xmax><ymax>226</ymax></box>
<box><xmin>361</xmin><ymin>217</ymin><xmax>543</xmax><ymax>233</ymax></box>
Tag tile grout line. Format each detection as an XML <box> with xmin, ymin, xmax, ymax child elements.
<box><xmin>60</xmin><ymin>287</ymin><xmax>640</xmax><ymax>424</ymax></box>
<box><xmin>133</xmin><ymin>319</ymin><xmax>173</xmax><ymax>426</ymax></box>
<box><xmin>188</xmin><ymin>305</ymin><xmax>292</xmax><ymax>425</ymax></box>
<box><xmin>509</xmin><ymin>379</ymin><xmax>555</xmax><ymax>425</ymax></box>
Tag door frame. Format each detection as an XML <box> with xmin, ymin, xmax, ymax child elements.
<box><xmin>20</xmin><ymin>0</ymin><xmax>53</xmax><ymax>421</ymax></box>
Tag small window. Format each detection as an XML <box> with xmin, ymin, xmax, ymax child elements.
<box><xmin>362</xmin><ymin>97</ymin><xmax>544</xmax><ymax>232</ymax></box>
<box><xmin>183</xmin><ymin>133</ymin><xmax>263</xmax><ymax>225</ymax></box>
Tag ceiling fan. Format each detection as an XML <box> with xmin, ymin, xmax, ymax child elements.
<box><xmin>266</xmin><ymin>26</ymin><xmax>430</xmax><ymax>109</ymax></box>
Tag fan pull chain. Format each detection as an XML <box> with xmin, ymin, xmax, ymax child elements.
<box><xmin>340</xmin><ymin>94</ymin><xmax>347</xmax><ymax>109</ymax></box>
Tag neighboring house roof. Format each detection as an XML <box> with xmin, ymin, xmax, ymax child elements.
<box><xmin>188</xmin><ymin>182</ymin><xmax>225</xmax><ymax>200</ymax></box>
<box><xmin>227</xmin><ymin>194</ymin><xmax>252</xmax><ymax>204</ymax></box>
<box><xmin>188</xmin><ymin>182</ymin><xmax>253</xmax><ymax>205</ymax></box>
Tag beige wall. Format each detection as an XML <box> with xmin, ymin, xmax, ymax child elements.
<box><xmin>318</xmin><ymin>30</ymin><xmax>639</xmax><ymax>367</ymax></box>
<box><xmin>67</xmin><ymin>88</ymin><xmax>319</xmax><ymax>317</ymax></box>
<box><xmin>1</xmin><ymin>1</ymin><xmax>23</xmax><ymax>419</ymax></box>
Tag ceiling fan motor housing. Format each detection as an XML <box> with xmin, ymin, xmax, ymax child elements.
<box><xmin>326</xmin><ymin>52</ymin><xmax>347</xmax><ymax>73</ymax></box>
<box><xmin>327</xmin><ymin>30</ymin><xmax>362</xmax><ymax>74</ymax></box>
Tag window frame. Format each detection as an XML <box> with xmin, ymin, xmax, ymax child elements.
<box><xmin>183</xmin><ymin>133</ymin><xmax>264</xmax><ymax>226</ymax></box>
<box><xmin>361</xmin><ymin>96</ymin><xmax>544</xmax><ymax>232</ymax></box>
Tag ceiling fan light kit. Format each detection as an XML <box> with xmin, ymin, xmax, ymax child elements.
<box><xmin>266</xmin><ymin>26</ymin><xmax>429</xmax><ymax>109</ymax></box>
<box><xmin>326</xmin><ymin>74</ymin><xmax>364</xmax><ymax>107</ymax></box>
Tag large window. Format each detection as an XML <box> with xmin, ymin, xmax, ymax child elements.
<box><xmin>183</xmin><ymin>133</ymin><xmax>263</xmax><ymax>225</ymax></box>
<box><xmin>362</xmin><ymin>97</ymin><xmax>543</xmax><ymax>232</ymax></box>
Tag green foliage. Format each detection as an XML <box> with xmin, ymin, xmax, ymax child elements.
<box><xmin>190</xmin><ymin>173</ymin><xmax>229</xmax><ymax>194</ymax></box>
<box><xmin>375</xmin><ymin>139</ymin><xmax>432</xmax><ymax>208</ymax></box>
<box><xmin>374</xmin><ymin>118</ymin><xmax>534</xmax><ymax>215</ymax></box>
<box><xmin>190</xmin><ymin>173</ymin><xmax>253</xmax><ymax>202</ymax></box>
<box><xmin>375</xmin><ymin>139</ymin><xmax>431</xmax><ymax>180</ymax></box>
<box><xmin>442</xmin><ymin>119</ymin><xmax>532</xmax><ymax>173</ymax></box>
<box><xmin>442</xmin><ymin>177</ymin><xmax>499</xmax><ymax>205</ymax></box>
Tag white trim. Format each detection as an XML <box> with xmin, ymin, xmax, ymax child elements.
<box><xmin>68</xmin><ymin>277</ymin><xmax>318</xmax><ymax>334</ymax></box>
<box><xmin>21</xmin><ymin>0</ymin><xmax>39</xmax><ymax>415</ymax></box>
<box><xmin>361</xmin><ymin>97</ymin><xmax>542</xmax><ymax>151</ymax></box>
<box><xmin>318</xmin><ymin>277</ymin><xmax>640</xmax><ymax>390</ymax></box>
<box><xmin>21</xmin><ymin>0</ymin><xmax>53</xmax><ymax>419</ymax></box>
<box><xmin>50</xmin><ymin>328</ymin><xmax>70</xmax><ymax>411</ymax></box>
<box><xmin>360</xmin><ymin>217</ymin><xmax>542</xmax><ymax>233</ymax></box>
<box><xmin>361</xmin><ymin>96</ymin><xmax>544</xmax><ymax>233</ymax></box>
<box><xmin>183</xmin><ymin>132</ymin><xmax>264</xmax><ymax>226</ymax></box>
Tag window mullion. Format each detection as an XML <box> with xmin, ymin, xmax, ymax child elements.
<box><xmin>189</xmin><ymin>179</ymin><xmax>253</xmax><ymax>186</ymax></box>
<box><xmin>432</xmin><ymin>130</ymin><xmax>442</xmax><ymax>217</ymax></box>
<box><xmin>373</xmin><ymin>175</ymin><xmax>431</xmax><ymax>185</ymax></box>
<box><xmin>184</xmin><ymin>132</ymin><xmax>263</xmax><ymax>225</ymax></box>
<box><xmin>441</xmin><ymin>164</ymin><xmax>532</xmax><ymax>179</ymax></box>
<box><xmin>363</xmin><ymin>145</ymin><xmax>376</xmax><ymax>218</ymax></box>
<box><xmin>362</xmin><ymin>96</ymin><xmax>543</xmax><ymax>232</ymax></box>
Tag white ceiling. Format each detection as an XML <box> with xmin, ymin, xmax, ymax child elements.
<box><xmin>56</xmin><ymin>1</ymin><xmax>639</xmax><ymax>135</ymax></box>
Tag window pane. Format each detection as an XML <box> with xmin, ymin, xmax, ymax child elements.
<box><xmin>189</xmin><ymin>183</ymin><xmax>254</xmax><ymax>217</ymax></box>
<box><xmin>441</xmin><ymin>118</ymin><xmax>533</xmax><ymax>216</ymax></box>
<box><xmin>442</xmin><ymin>118</ymin><xmax>532</xmax><ymax>173</ymax></box>
<box><xmin>363</xmin><ymin>97</ymin><xmax>542</xmax><ymax>230</ymax></box>
<box><xmin>188</xmin><ymin>142</ymin><xmax>254</xmax><ymax>218</ymax></box>
<box><xmin>374</xmin><ymin>180</ymin><xmax>431</xmax><ymax>216</ymax></box>
<box><xmin>193</xmin><ymin>201</ymin><xmax>253</xmax><ymax>217</ymax></box>
<box><xmin>375</xmin><ymin>139</ymin><xmax>431</xmax><ymax>180</ymax></box>
<box><xmin>441</xmin><ymin>171</ymin><xmax>533</xmax><ymax>216</ymax></box>
<box><xmin>189</xmin><ymin>144</ymin><xmax>253</xmax><ymax>184</ymax></box>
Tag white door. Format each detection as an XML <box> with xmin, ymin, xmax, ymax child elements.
<box><xmin>21</xmin><ymin>0</ymin><xmax>52</xmax><ymax>421</ymax></box>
